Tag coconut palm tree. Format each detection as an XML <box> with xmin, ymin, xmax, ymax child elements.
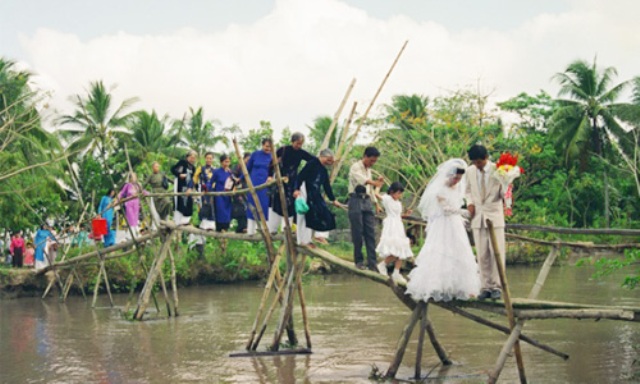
<box><xmin>549</xmin><ymin>58</ymin><xmax>634</xmax><ymax>226</ymax></box>
<box><xmin>58</xmin><ymin>80</ymin><xmax>137</xmax><ymax>163</ymax></box>
<box><xmin>171</xmin><ymin>107</ymin><xmax>230</xmax><ymax>157</ymax></box>
<box><xmin>385</xmin><ymin>94</ymin><xmax>429</xmax><ymax>130</ymax></box>
<box><xmin>127</xmin><ymin>110</ymin><xmax>179</xmax><ymax>164</ymax></box>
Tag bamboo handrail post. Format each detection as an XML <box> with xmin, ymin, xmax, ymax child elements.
<box><xmin>414</xmin><ymin>302</ymin><xmax>427</xmax><ymax>380</ymax></box>
<box><xmin>487</xmin><ymin>219</ymin><xmax>527</xmax><ymax>384</ymax></box>
<box><xmin>386</xmin><ymin>300</ymin><xmax>421</xmax><ymax>379</ymax></box>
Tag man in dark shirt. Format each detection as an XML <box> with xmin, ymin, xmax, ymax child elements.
<box><xmin>268</xmin><ymin>132</ymin><xmax>314</xmax><ymax>233</ymax></box>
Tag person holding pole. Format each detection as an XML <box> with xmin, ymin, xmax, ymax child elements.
<box><xmin>465</xmin><ymin>144</ymin><xmax>506</xmax><ymax>300</ymax></box>
<box><xmin>348</xmin><ymin>146</ymin><xmax>383</xmax><ymax>271</ymax></box>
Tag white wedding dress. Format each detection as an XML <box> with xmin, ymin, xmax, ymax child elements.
<box><xmin>406</xmin><ymin>160</ymin><xmax>481</xmax><ymax>302</ymax></box>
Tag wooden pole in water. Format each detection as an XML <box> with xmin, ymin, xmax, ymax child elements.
<box><xmin>386</xmin><ymin>301</ymin><xmax>422</xmax><ymax>379</ymax></box>
<box><xmin>134</xmin><ymin>231</ymin><xmax>173</xmax><ymax>320</ymax></box>
<box><xmin>269</xmin><ymin>135</ymin><xmax>302</xmax><ymax>351</ymax></box>
<box><xmin>414</xmin><ymin>302</ymin><xmax>427</xmax><ymax>380</ymax></box>
<box><xmin>246</xmin><ymin>247</ymin><xmax>283</xmax><ymax>350</ymax></box>
<box><xmin>295</xmin><ymin>253</ymin><xmax>312</xmax><ymax>349</ymax></box>
<box><xmin>319</xmin><ymin>78</ymin><xmax>356</xmax><ymax>153</ymax></box>
<box><xmin>486</xmin><ymin>219</ymin><xmax>527</xmax><ymax>384</ymax></box>
<box><xmin>168</xmin><ymin>248</ymin><xmax>180</xmax><ymax>316</ymax></box>
<box><xmin>490</xmin><ymin>246</ymin><xmax>560</xmax><ymax>382</ymax></box>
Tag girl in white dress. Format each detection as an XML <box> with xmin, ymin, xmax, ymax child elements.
<box><xmin>375</xmin><ymin>182</ymin><xmax>414</xmax><ymax>284</ymax></box>
<box><xmin>406</xmin><ymin>159</ymin><xmax>481</xmax><ymax>302</ymax></box>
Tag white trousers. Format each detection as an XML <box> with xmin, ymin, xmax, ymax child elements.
<box><xmin>267</xmin><ymin>208</ymin><xmax>285</xmax><ymax>234</ymax></box>
<box><xmin>296</xmin><ymin>184</ymin><xmax>313</xmax><ymax>245</ymax></box>
<box><xmin>247</xmin><ymin>219</ymin><xmax>258</xmax><ymax>235</ymax></box>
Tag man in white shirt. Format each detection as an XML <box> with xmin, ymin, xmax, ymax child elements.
<box><xmin>348</xmin><ymin>146</ymin><xmax>383</xmax><ymax>271</ymax></box>
<box><xmin>465</xmin><ymin>144</ymin><xmax>506</xmax><ymax>300</ymax></box>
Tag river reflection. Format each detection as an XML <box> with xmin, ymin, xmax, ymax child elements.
<box><xmin>0</xmin><ymin>266</ymin><xmax>638</xmax><ymax>383</ymax></box>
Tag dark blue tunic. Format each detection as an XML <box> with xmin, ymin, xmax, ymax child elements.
<box><xmin>213</xmin><ymin>167</ymin><xmax>233</xmax><ymax>224</ymax></box>
<box><xmin>245</xmin><ymin>150</ymin><xmax>272</xmax><ymax>220</ymax></box>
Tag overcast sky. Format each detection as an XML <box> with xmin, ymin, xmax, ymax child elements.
<box><xmin>2</xmin><ymin>0</ymin><xmax>640</xmax><ymax>138</ymax></box>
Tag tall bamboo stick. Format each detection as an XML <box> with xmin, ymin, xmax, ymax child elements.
<box><xmin>487</xmin><ymin>219</ymin><xmax>527</xmax><ymax>384</ymax></box>
<box><xmin>332</xmin><ymin>40</ymin><xmax>408</xmax><ymax>181</ymax></box>
<box><xmin>168</xmin><ymin>248</ymin><xmax>180</xmax><ymax>316</ymax></box>
<box><xmin>133</xmin><ymin>232</ymin><xmax>174</xmax><ymax>320</ymax></box>
<box><xmin>319</xmin><ymin>78</ymin><xmax>357</xmax><ymax>153</ymax></box>
<box><xmin>330</xmin><ymin>101</ymin><xmax>358</xmax><ymax>184</ymax></box>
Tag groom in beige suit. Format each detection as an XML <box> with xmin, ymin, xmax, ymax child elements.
<box><xmin>465</xmin><ymin>144</ymin><xmax>506</xmax><ymax>300</ymax></box>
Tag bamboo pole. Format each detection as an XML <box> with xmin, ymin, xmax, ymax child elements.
<box><xmin>516</xmin><ymin>309</ymin><xmax>636</xmax><ymax>321</ymax></box>
<box><xmin>161</xmin><ymin>220</ymin><xmax>286</xmax><ymax>241</ymax></box>
<box><xmin>251</xmin><ymin>269</ymin><xmax>290</xmax><ymax>351</ymax></box>
<box><xmin>386</xmin><ymin>301</ymin><xmax>421</xmax><ymax>379</ymax></box>
<box><xmin>91</xmin><ymin>266</ymin><xmax>102</xmax><ymax>308</ymax></box>
<box><xmin>100</xmin><ymin>259</ymin><xmax>114</xmax><ymax>307</ymax></box>
<box><xmin>506</xmin><ymin>224</ymin><xmax>640</xmax><ymax>237</ymax></box>
<box><xmin>319</xmin><ymin>78</ymin><xmax>357</xmax><ymax>153</ymax></box>
<box><xmin>295</xmin><ymin>254</ymin><xmax>312</xmax><ymax>349</ymax></box>
<box><xmin>168</xmin><ymin>248</ymin><xmax>180</xmax><ymax>316</ymax></box>
<box><xmin>133</xmin><ymin>232</ymin><xmax>174</xmax><ymax>320</ymax></box>
<box><xmin>414</xmin><ymin>302</ymin><xmax>427</xmax><ymax>380</ymax></box>
<box><xmin>269</xmin><ymin>136</ymin><xmax>301</xmax><ymax>351</ymax></box>
<box><xmin>333</xmin><ymin>40</ymin><xmax>408</xmax><ymax>181</ymax></box>
<box><xmin>487</xmin><ymin>219</ymin><xmax>527</xmax><ymax>384</ymax></box>
<box><xmin>72</xmin><ymin>268</ymin><xmax>87</xmax><ymax>300</ymax></box>
<box><xmin>330</xmin><ymin>101</ymin><xmax>358</xmax><ymax>183</ymax></box>
<box><xmin>506</xmin><ymin>233</ymin><xmax>640</xmax><ymax>250</ymax></box>
<box><xmin>38</xmin><ymin>232</ymin><xmax>160</xmax><ymax>273</ymax></box>
<box><xmin>489</xmin><ymin>246</ymin><xmax>559</xmax><ymax>382</ymax></box>
<box><xmin>246</xmin><ymin>247</ymin><xmax>283</xmax><ymax>350</ymax></box>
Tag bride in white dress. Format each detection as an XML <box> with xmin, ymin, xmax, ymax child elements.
<box><xmin>406</xmin><ymin>158</ymin><xmax>481</xmax><ymax>302</ymax></box>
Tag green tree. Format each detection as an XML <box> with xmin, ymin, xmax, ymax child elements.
<box><xmin>385</xmin><ymin>94</ymin><xmax>429</xmax><ymax>131</ymax></box>
<box><xmin>58</xmin><ymin>80</ymin><xmax>137</xmax><ymax>163</ymax></box>
<box><xmin>172</xmin><ymin>107</ymin><xmax>229</xmax><ymax>156</ymax></box>
<box><xmin>127</xmin><ymin>110</ymin><xmax>179</xmax><ymax>165</ymax></box>
<box><xmin>548</xmin><ymin>58</ymin><xmax>634</xmax><ymax>227</ymax></box>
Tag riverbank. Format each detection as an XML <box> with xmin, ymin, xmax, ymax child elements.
<box><xmin>0</xmin><ymin>237</ymin><xmax>619</xmax><ymax>299</ymax></box>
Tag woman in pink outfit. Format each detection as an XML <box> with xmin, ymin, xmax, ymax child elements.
<box><xmin>119</xmin><ymin>172</ymin><xmax>146</xmax><ymax>238</ymax></box>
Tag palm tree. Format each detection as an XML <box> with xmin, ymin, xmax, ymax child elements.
<box><xmin>307</xmin><ymin>115</ymin><xmax>342</xmax><ymax>154</ymax></box>
<box><xmin>58</xmin><ymin>80</ymin><xmax>138</xmax><ymax>163</ymax></box>
<box><xmin>385</xmin><ymin>94</ymin><xmax>429</xmax><ymax>130</ymax></box>
<box><xmin>172</xmin><ymin>107</ymin><xmax>229</xmax><ymax>157</ymax></box>
<box><xmin>127</xmin><ymin>110</ymin><xmax>179</xmax><ymax>164</ymax></box>
<box><xmin>549</xmin><ymin>58</ymin><xmax>634</xmax><ymax>227</ymax></box>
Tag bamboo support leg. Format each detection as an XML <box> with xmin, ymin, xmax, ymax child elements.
<box><xmin>251</xmin><ymin>271</ymin><xmax>289</xmax><ymax>351</ymax></box>
<box><xmin>133</xmin><ymin>233</ymin><xmax>173</xmax><ymax>320</ymax></box>
<box><xmin>91</xmin><ymin>267</ymin><xmax>103</xmax><ymax>308</ymax></box>
<box><xmin>386</xmin><ymin>302</ymin><xmax>422</xmax><ymax>379</ymax></box>
<box><xmin>62</xmin><ymin>271</ymin><xmax>74</xmax><ymax>301</ymax></box>
<box><xmin>72</xmin><ymin>268</ymin><xmax>87</xmax><ymax>300</ymax></box>
<box><xmin>425</xmin><ymin>315</ymin><xmax>452</xmax><ymax>366</ymax></box>
<box><xmin>246</xmin><ymin>250</ymin><xmax>283</xmax><ymax>350</ymax></box>
<box><xmin>489</xmin><ymin>246</ymin><xmax>560</xmax><ymax>382</ymax></box>
<box><xmin>159</xmin><ymin>268</ymin><xmax>173</xmax><ymax>317</ymax></box>
<box><xmin>168</xmin><ymin>248</ymin><xmax>180</xmax><ymax>316</ymax></box>
<box><xmin>100</xmin><ymin>261</ymin><xmax>114</xmax><ymax>307</ymax></box>
<box><xmin>295</xmin><ymin>254</ymin><xmax>312</xmax><ymax>349</ymax></box>
<box><xmin>487</xmin><ymin>220</ymin><xmax>526</xmax><ymax>384</ymax></box>
<box><xmin>414</xmin><ymin>303</ymin><xmax>427</xmax><ymax>380</ymax></box>
<box><xmin>271</xmin><ymin>263</ymin><xmax>298</xmax><ymax>351</ymax></box>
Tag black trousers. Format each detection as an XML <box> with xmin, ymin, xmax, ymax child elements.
<box><xmin>12</xmin><ymin>248</ymin><xmax>23</xmax><ymax>268</ymax></box>
<box><xmin>348</xmin><ymin>194</ymin><xmax>377</xmax><ymax>267</ymax></box>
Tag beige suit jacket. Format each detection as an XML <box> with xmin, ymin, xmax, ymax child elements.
<box><xmin>465</xmin><ymin>162</ymin><xmax>505</xmax><ymax>229</ymax></box>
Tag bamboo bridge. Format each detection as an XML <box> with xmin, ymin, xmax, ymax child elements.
<box><xmin>34</xmin><ymin>146</ymin><xmax>640</xmax><ymax>383</ymax></box>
